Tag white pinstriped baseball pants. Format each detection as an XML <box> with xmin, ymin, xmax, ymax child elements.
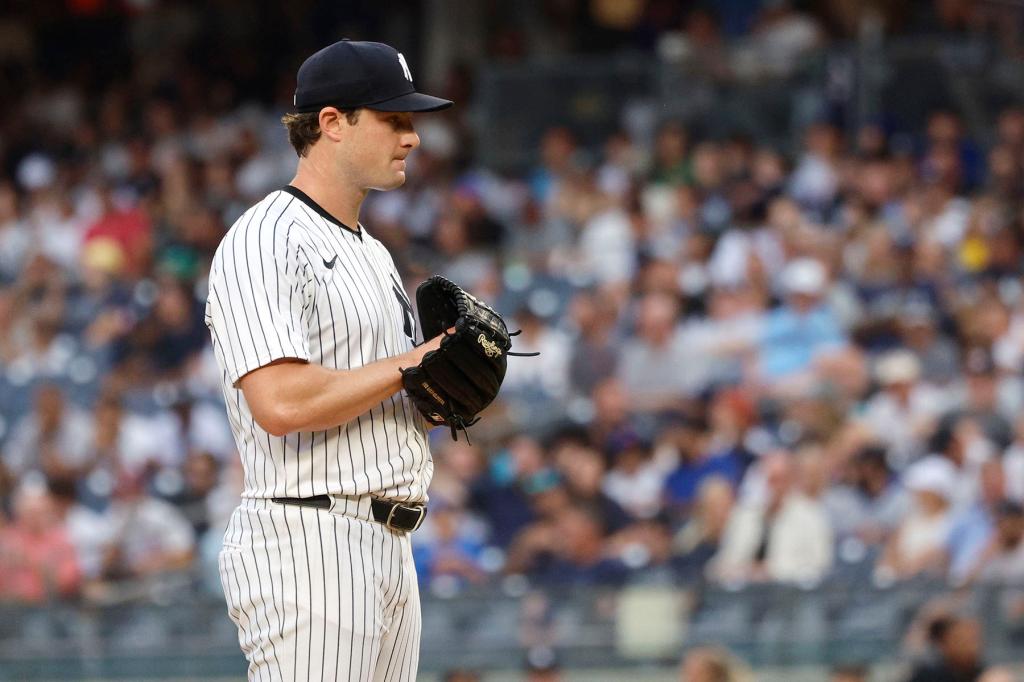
<box><xmin>218</xmin><ymin>497</ymin><xmax>422</xmax><ymax>682</ymax></box>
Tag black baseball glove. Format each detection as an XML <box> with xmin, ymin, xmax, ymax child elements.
<box><xmin>400</xmin><ymin>276</ymin><xmax>535</xmax><ymax>441</ymax></box>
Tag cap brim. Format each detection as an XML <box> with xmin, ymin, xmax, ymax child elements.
<box><xmin>368</xmin><ymin>91</ymin><xmax>453</xmax><ymax>113</ymax></box>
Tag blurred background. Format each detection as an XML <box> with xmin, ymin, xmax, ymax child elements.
<box><xmin>3</xmin><ymin>0</ymin><xmax>1024</xmax><ymax>680</ymax></box>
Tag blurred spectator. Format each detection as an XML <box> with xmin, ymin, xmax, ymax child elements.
<box><xmin>164</xmin><ymin>451</ymin><xmax>222</xmax><ymax>539</ymax></box>
<box><xmin>82</xmin><ymin>183</ymin><xmax>152</xmax><ymax>279</ymax></box>
<box><xmin>679</xmin><ymin>645</ymin><xmax>753</xmax><ymax>682</ymax></box>
<box><xmin>555</xmin><ymin>439</ymin><xmax>632</xmax><ymax>530</ymax></box>
<box><xmin>925</xmin><ymin>110</ymin><xmax>983</xmax><ymax>192</ymax></box>
<box><xmin>602</xmin><ymin>437</ymin><xmax>670</xmax><ymax>521</ymax></box>
<box><xmin>469</xmin><ymin>435</ymin><xmax>546</xmax><ymax>548</ymax></box>
<box><xmin>617</xmin><ymin>292</ymin><xmax>697</xmax><ymax>411</ymax></box>
<box><xmin>977</xmin><ymin>668</ymin><xmax>1016</xmax><ymax>682</ymax></box>
<box><xmin>859</xmin><ymin>349</ymin><xmax>950</xmax><ymax>469</ymax></box>
<box><xmin>413</xmin><ymin>502</ymin><xmax>488</xmax><ymax>590</ymax></box>
<box><xmin>677</xmin><ymin>287</ymin><xmax>763</xmax><ymax>389</ymax></box>
<box><xmin>662</xmin><ymin>414</ymin><xmax>744</xmax><ymax>520</ymax></box>
<box><xmin>1003</xmin><ymin>415</ymin><xmax>1024</xmax><ymax>504</ymax></box>
<box><xmin>898</xmin><ymin>304</ymin><xmax>960</xmax><ymax>385</ymax></box>
<box><xmin>953</xmin><ymin>348</ymin><xmax>1017</xmax><ymax>447</ymax></box>
<box><xmin>672</xmin><ymin>475</ymin><xmax>735</xmax><ymax>579</ymax></box>
<box><xmin>587</xmin><ymin>377</ymin><xmax>639</xmax><ymax>455</ymax></box>
<box><xmin>824</xmin><ymin>445</ymin><xmax>910</xmax><ymax>545</ymax></box>
<box><xmin>565</xmin><ymin>289</ymin><xmax>620</xmax><ymax>399</ymax></box>
<box><xmin>877</xmin><ymin>456</ymin><xmax>956</xmax><ymax>581</ymax></box>
<box><xmin>524</xmin><ymin>645</ymin><xmax>562</xmax><ymax>682</ymax></box>
<box><xmin>649</xmin><ymin>121</ymin><xmax>689</xmax><ymax>187</ymax></box>
<box><xmin>530</xmin><ymin>127</ymin><xmax>578</xmax><ymax>211</ymax></box>
<box><xmin>962</xmin><ymin>501</ymin><xmax>1024</xmax><ymax>585</ymax></box>
<box><xmin>97</xmin><ymin>470</ymin><xmax>195</xmax><ymax>582</ymax></box>
<box><xmin>132</xmin><ymin>276</ymin><xmax>207</xmax><ymax>378</ymax></box>
<box><xmin>501</xmin><ymin>307</ymin><xmax>572</xmax><ymax>422</ymax></box>
<box><xmin>788</xmin><ymin>122</ymin><xmax>841</xmax><ymax>218</ymax></box>
<box><xmin>905</xmin><ymin>614</ymin><xmax>984</xmax><ymax>682</ymax></box>
<box><xmin>947</xmin><ymin>458</ymin><xmax>1010</xmax><ymax>584</ymax></box>
<box><xmin>48</xmin><ymin>477</ymin><xmax>111</xmax><ymax>582</ymax></box>
<box><xmin>830</xmin><ymin>665</ymin><xmax>869</xmax><ymax>682</ymax></box>
<box><xmin>442</xmin><ymin>670</ymin><xmax>482</xmax><ymax>682</ymax></box>
<box><xmin>0</xmin><ymin>484</ymin><xmax>81</xmax><ymax>603</ymax></box>
<box><xmin>713</xmin><ymin>450</ymin><xmax>833</xmax><ymax>583</ymax></box>
<box><xmin>575</xmin><ymin>179</ymin><xmax>637</xmax><ymax>288</ymax></box>
<box><xmin>505</xmin><ymin>505</ymin><xmax>629</xmax><ymax>586</ymax></box>
<box><xmin>757</xmin><ymin>258</ymin><xmax>846</xmax><ymax>382</ymax></box>
<box><xmin>28</xmin><ymin>182</ymin><xmax>85</xmax><ymax>273</ymax></box>
<box><xmin>925</xmin><ymin>414</ymin><xmax>996</xmax><ymax>513</ymax></box>
<box><xmin>748</xmin><ymin>1</ymin><xmax>823</xmax><ymax>77</ymax></box>
<box><xmin>2</xmin><ymin>382</ymin><xmax>95</xmax><ymax>481</ymax></box>
<box><xmin>0</xmin><ymin>182</ymin><xmax>30</xmax><ymax>283</ymax></box>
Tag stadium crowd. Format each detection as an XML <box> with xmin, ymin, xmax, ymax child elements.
<box><xmin>1</xmin><ymin>7</ymin><xmax>1024</xmax><ymax>679</ymax></box>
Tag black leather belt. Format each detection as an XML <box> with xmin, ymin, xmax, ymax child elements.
<box><xmin>271</xmin><ymin>495</ymin><xmax>427</xmax><ymax>533</ymax></box>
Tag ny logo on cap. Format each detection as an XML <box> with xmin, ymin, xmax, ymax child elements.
<box><xmin>397</xmin><ymin>52</ymin><xmax>412</xmax><ymax>82</ymax></box>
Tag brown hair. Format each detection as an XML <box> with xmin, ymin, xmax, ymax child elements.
<box><xmin>281</xmin><ymin>109</ymin><xmax>360</xmax><ymax>157</ymax></box>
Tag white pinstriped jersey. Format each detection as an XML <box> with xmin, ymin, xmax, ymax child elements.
<box><xmin>205</xmin><ymin>186</ymin><xmax>433</xmax><ymax>503</ymax></box>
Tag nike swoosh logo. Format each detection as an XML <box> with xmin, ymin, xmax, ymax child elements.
<box><xmin>323</xmin><ymin>256</ymin><xmax>337</xmax><ymax>269</ymax></box>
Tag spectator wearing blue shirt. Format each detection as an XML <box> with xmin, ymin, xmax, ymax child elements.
<box><xmin>505</xmin><ymin>505</ymin><xmax>630</xmax><ymax>587</ymax></box>
<box><xmin>946</xmin><ymin>458</ymin><xmax>1007</xmax><ymax>584</ymax></box>
<box><xmin>758</xmin><ymin>258</ymin><xmax>846</xmax><ymax>380</ymax></box>
<box><xmin>663</xmin><ymin>415</ymin><xmax>744</xmax><ymax>522</ymax></box>
<box><xmin>412</xmin><ymin>503</ymin><xmax>488</xmax><ymax>589</ymax></box>
<box><xmin>468</xmin><ymin>436</ymin><xmax>547</xmax><ymax>548</ymax></box>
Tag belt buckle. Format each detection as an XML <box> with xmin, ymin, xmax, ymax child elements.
<box><xmin>385</xmin><ymin>503</ymin><xmax>426</xmax><ymax>532</ymax></box>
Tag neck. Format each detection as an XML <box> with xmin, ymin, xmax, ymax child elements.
<box><xmin>290</xmin><ymin>154</ymin><xmax>365</xmax><ymax>228</ymax></box>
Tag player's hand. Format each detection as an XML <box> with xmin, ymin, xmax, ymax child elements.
<box><xmin>401</xmin><ymin>276</ymin><xmax>536</xmax><ymax>441</ymax></box>
<box><xmin>404</xmin><ymin>327</ymin><xmax>453</xmax><ymax>365</ymax></box>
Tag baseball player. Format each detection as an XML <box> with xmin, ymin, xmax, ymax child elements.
<box><xmin>205</xmin><ymin>40</ymin><xmax>454</xmax><ymax>681</ymax></box>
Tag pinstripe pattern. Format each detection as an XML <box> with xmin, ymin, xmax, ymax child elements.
<box><xmin>208</xmin><ymin>188</ymin><xmax>429</xmax><ymax>681</ymax></box>
<box><xmin>219</xmin><ymin>500</ymin><xmax>421</xmax><ymax>681</ymax></box>
<box><xmin>205</xmin><ymin>188</ymin><xmax>432</xmax><ymax>503</ymax></box>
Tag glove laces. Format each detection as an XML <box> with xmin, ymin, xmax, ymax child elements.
<box><xmin>449</xmin><ymin>415</ymin><xmax>480</xmax><ymax>444</ymax></box>
<box><xmin>507</xmin><ymin>329</ymin><xmax>540</xmax><ymax>357</ymax></box>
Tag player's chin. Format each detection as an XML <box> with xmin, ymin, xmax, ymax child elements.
<box><xmin>372</xmin><ymin>171</ymin><xmax>407</xmax><ymax>191</ymax></box>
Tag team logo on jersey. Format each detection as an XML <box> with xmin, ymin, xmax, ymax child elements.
<box><xmin>397</xmin><ymin>53</ymin><xmax>413</xmax><ymax>82</ymax></box>
<box><xmin>478</xmin><ymin>334</ymin><xmax>502</xmax><ymax>357</ymax></box>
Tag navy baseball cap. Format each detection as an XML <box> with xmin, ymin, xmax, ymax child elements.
<box><xmin>294</xmin><ymin>40</ymin><xmax>453</xmax><ymax>114</ymax></box>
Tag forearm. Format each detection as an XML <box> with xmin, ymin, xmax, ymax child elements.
<box><xmin>242</xmin><ymin>336</ymin><xmax>442</xmax><ymax>436</ymax></box>
<box><xmin>273</xmin><ymin>356</ymin><xmax>408</xmax><ymax>434</ymax></box>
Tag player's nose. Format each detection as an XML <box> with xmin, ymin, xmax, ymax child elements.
<box><xmin>401</xmin><ymin>131</ymin><xmax>420</xmax><ymax>150</ymax></box>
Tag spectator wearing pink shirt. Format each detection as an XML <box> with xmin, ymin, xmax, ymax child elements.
<box><xmin>0</xmin><ymin>485</ymin><xmax>81</xmax><ymax>603</ymax></box>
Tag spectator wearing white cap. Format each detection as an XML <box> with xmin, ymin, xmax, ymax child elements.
<box><xmin>876</xmin><ymin>456</ymin><xmax>956</xmax><ymax>581</ymax></box>
<box><xmin>858</xmin><ymin>349</ymin><xmax>952</xmax><ymax>471</ymax></box>
<box><xmin>756</xmin><ymin>257</ymin><xmax>846</xmax><ymax>381</ymax></box>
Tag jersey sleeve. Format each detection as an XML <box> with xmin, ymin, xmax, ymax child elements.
<box><xmin>205</xmin><ymin>205</ymin><xmax>313</xmax><ymax>387</ymax></box>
